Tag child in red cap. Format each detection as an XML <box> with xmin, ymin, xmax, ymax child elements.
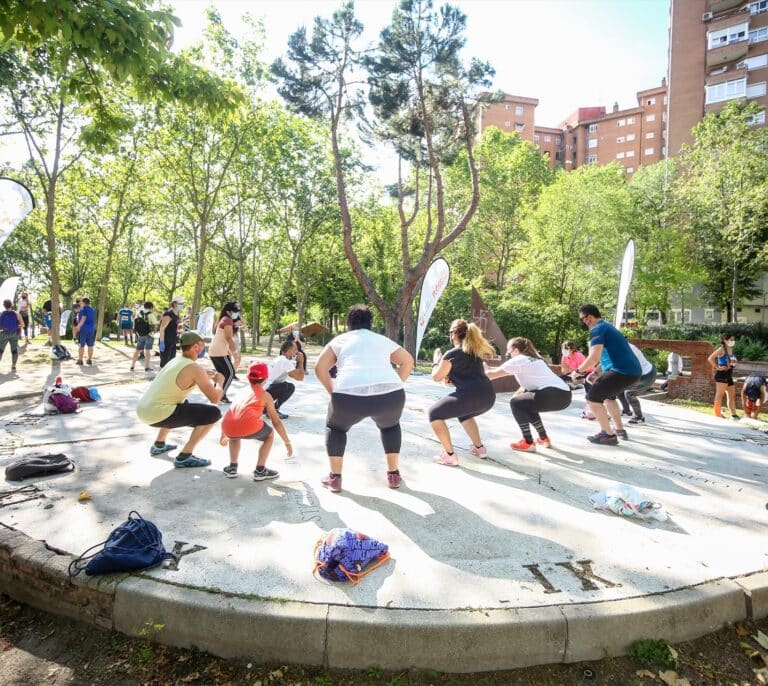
<box><xmin>219</xmin><ymin>361</ymin><xmax>293</xmax><ymax>480</ymax></box>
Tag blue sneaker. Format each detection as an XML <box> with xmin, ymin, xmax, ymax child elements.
<box><xmin>174</xmin><ymin>455</ymin><xmax>210</xmax><ymax>468</ymax></box>
<box><xmin>150</xmin><ymin>443</ymin><xmax>177</xmax><ymax>456</ymax></box>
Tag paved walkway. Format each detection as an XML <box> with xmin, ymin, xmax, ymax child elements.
<box><xmin>1</xmin><ymin>344</ymin><xmax>767</xmax><ymax>671</ymax></box>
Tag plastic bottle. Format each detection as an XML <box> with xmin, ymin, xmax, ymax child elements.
<box><xmin>55</xmin><ymin>376</ymin><xmax>62</xmax><ymax>387</ymax></box>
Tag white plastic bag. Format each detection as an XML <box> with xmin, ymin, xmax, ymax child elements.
<box><xmin>589</xmin><ymin>483</ymin><xmax>668</xmax><ymax>521</ymax></box>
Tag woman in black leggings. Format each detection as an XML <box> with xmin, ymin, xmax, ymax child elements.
<box><xmin>429</xmin><ymin>319</ymin><xmax>496</xmax><ymax>466</ymax></box>
<box><xmin>486</xmin><ymin>337</ymin><xmax>572</xmax><ymax>451</ymax></box>
<box><xmin>208</xmin><ymin>302</ymin><xmax>240</xmax><ymax>403</ymax></box>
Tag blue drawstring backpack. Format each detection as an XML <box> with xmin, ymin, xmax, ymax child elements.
<box><xmin>313</xmin><ymin>528</ymin><xmax>390</xmax><ymax>583</ymax></box>
<box><xmin>68</xmin><ymin>511</ymin><xmax>177</xmax><ymax>577</ymax></box>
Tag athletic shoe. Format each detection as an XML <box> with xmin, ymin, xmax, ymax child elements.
<box><xmin>87</xmin><ymin>359</ymin><xmax>92</xmax><ymax>365</ymax></box>
<box><xmin>144</xmin><ymin>367</ymin><xmax>151</xmax><ymax>372</ymax></box>
<box><xmin>321</xmin><ymin>473</ymin><xmax>342</xmax><ymax>492</ymax></box>
<box><xmin>11</xmin><ymin>366</ymin><xmax>16</xmax><ymax>373</ymax></box>
<box><xmin>510</xmin><ymin>439</ymin><xmax>536</xmax><ymax>452</ymax></box>
<box><xmin>149</xmin><ymin>443</ymin><xmax>177</xmax><ymax>456</ymax></box>
<box><xmin>536</xmin><ymin>437</ymin><xmax>552</xmax><ymax>448</ymax></box>
<box><xmin>587</xmin><ymin>431</ymin><xmax>619</xmax><ymax>446</ymax></box>
<box><xmin>434</xmin><ymin>450</ymin><xmax>459</xmax><ymax>466</ymax></box>
<box><xmin>731</xmin><ymin>414</ymin><xmax>740</xmax><ymax>421</ymax></box>
<box><xmin>628</xmin><ymin>416</ymin><xmax>645</xmax><ymax>424</ymax></box>
<box><xmin>76</xmin><ymin>360</ymin><xmax>83</xmax><ymax>365</ymax></box>
<box><xmin>223</xmin><ymin>465</ymin><xmax>238</xmax><ymax>478</ymax></box>
<box><xmin>277</xmin><ymin>411</ymin><xmax>289</xmax><ymax>420</ymax></box>
<box><xmin>130</xmin><ymin>367</ymin><xmax>135</xmax><ymax>372</ymax></box>
<box><xmin>387</xmin><ymin>471</ymin><xmax>402</xmax><ymax>489</ymax></box>
<box><xmin>621</xmin><ymin>410</ymin><xmax>633</xmax><ymax>417</ymax></box>
<box><xmin>615</xmin><ymin>429</ymin><xmax>628</xmax><ymax>440</ymax></box>
<box><xmin>219</xmin><ymin>396</ymin><xmax>232</xmax><ymax>404</ymax></box>
<box><xmin>468</xmin><ymin>445</ymin><xmax>488</xmax><ymax>458</ymax></box>
<box><xmin>174</xmin><ymin>455</ymin><xmax>210</xmax><ymax>468</ymax></box>
<box><xmin>253</xmin><ymin>467</ymin><xmax>279</xmax><ymax>481</ymax></box>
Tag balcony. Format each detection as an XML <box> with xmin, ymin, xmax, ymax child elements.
<box><xmin>707</xmin><ymin>38</ymin><xmax>749</xmax><ymax>68</ymax></box>
<box><xmin>707</xmin><ymin>0</ymin><xmax>745</xmax><ymax>13</ymax></box>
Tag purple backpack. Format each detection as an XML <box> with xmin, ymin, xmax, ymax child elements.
<box><xmin>49</xmin><ymin>392</ymin><xmax>79</xmax><ymax>414</ymax></box>
<box><xmin>313</xmin><ymin>528</ymin><xmax>390</xmax><ymax>583</ymax></box>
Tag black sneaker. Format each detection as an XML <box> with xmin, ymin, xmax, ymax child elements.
<box><xmin>587</xmin><ymin>431</ymin><xmax>619</xmax><ymax>446</ymax></box>
<box><xmin>621</xmin><ymin>410</ymin><xmax>633</xmax><ymax>417</ymax></box>
<box><xmin>615</xmin><ymin>429</ymin><xmax>628</xmax><ymax>440</ymax></box>
<box><xmin>253</xmin><ymin>467</ymin><xmax>278</xmax><ymax>481</ymax></box>
<box><xmin>731</xmin><ymin>414</ymin><xmax>740</xmax><ymax>421</ymax></box>
<box><xmin>628</xmin><ymin>416</ymin><xmax>645</xmax><ymax>424</ymax></box>
<box><xmin>223</xmin><ymin>465</ymin><xmax>238</xmax><ymax>478</ymax></box>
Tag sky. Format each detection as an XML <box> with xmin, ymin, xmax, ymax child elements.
<box><xmin>170</xmin><ymin>0</ymin><xmax>670</xmax><ymax>126</ymax></box>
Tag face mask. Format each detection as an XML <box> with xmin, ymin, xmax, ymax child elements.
<box><xmin>579</xmin><ymin>320</ymin><xmax>589</xmax><ymax>331</ymax></box>
<box><xmin>232</xmin><ymin>312</ymin><xmax>240</xmax><ymax>320</ymax></box>
<box><xmin>726</xmin><ymin>340</ymin><xmax>735</xmax><ymax>347</ymax></box>
<box><xmin>293</xmin><ymin>330</ymin><xmax>299</xmax><ymax>337</ymax></box>
<box><xmin>562</xmin><ymin>348</ymin><xmax>569</xmax><ymax>355</ymax></box>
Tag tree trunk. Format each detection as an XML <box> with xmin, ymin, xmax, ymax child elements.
<box><xmin>731</xmin><ymin>261</ymin><xmax>739</xmax><ymax>323</ymax></box>
<box><xmin>191</xmin><ymin>222</ymin><xmax>208</xmax><ymax>319</ymax></box>
<box><xmin>45</xmin><ymin>181</ymin><xmax>62</xmax><ymax>346</ymax></box>
<box><xmin>266</xmin><ymin>256</ymin><xmax>296</xmax><ymax>356</ymax></box>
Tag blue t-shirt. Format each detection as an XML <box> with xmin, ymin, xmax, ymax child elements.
<box><xmin>589</xmin><ymin>320</ymin><xmax>641</xmax><ymax>376</ymax></box>
<box><xmin>118</xmin><ymin>307</ymin><xmax>133</xmax><ymax>328</ymax></box>
<box><xmin>78</xmin><ymin>305</ymin><xmax>96</xmax><ymax>330</ymax></box>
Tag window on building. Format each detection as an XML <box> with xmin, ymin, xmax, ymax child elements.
<box><xmin>556</xmin><ymin>136</ymin><xmax>562</xmax><ymax>144</ymax></box>
<box><xmin>747</xmin><ymin>109</ymin><xmax>766</xmax><ymax>124</ymax></box>
<box><xmin>750</xmin><ymin>27</ymin><xmax>768</xmax><ymax>43</ymax></box>
<box><xmin>645</xmin><ymin>147</ymin><xmax>655</xmax><ymax>155</ymax></box>
<box><xmin>708</xmin><ymin>23</ymin><xmax>748</xmax><ymax>49</ymax></box>
<box><xmin>646</xmin><ymin>132</ymin><xmax>655</xmax><ymax>139</ymax></box>
<box><xmin>646</xmin><ymin>113</ymin><xmax>656</xmax><ymax>122</ymax></box>
<box><xmin>705</xmin><ymin>77</ymin><xmax>746</xmax><ymax>104</ymax></box>
<box><xmin>586</xmin><ymin>154</ymin><xmax>597</xmax><ymax>163</ymax></box>
<box><xmin>662</xmin><ymin>111</ymin><xmax>667</xmax><ymax>121</ymax></box>
<box><xmin>747</xmin><ymin>81</ymin><xmax>767</xmax><ymax>98</ymax></box>
<box><xmin>515</xmin><ymin>105</ymin><xmax>524</xmax><ymax>115</ymax></box>
<box><xmin>534</xmin><ymin>134</ymin><xmax>540</xmax><ymax>142</ymax></box>
<box><xmin>749</xmin><ymin>1</ymin><xmax>768</xmax><ymax>14</ymax></box>
<box><xmin>544</xmin><ymin>134</ymin><xmax>551</xmax><ymax>142</ymax></box>
<box><xmin>617</xmin><ymin>119</ymin><xmax>626</xmax><ymax>127</ymax></box>
<box><xmin>616</xmin><ymin>136</ymin><xmax>625</xmax><ymax>143</ymax></box>
<box><xmin>555</xmin><ymin>150</ymin><xmax>562</xmax><ymax>161</ymax></box>
<box><xmin>588</xmin><ymin>138</ymin><xmax>598</xmax><ymax>148</ymax></box>
<box><xmin>626</xmin><ymin>150</ymin><xmax>635</xmax><ymax>157</ymax></box>
<box><xmin>647</xmin><ymin>97</ymin><xmax>656</xmax><ymax>105</ymax></box>
<box><xmin>505</xmin><ymin>104</ymin><xmax>512</xmax><ymax>110</ymax></box>
<box><xmin>663</xmin><ymin>95</ymin><xmax>668</xmax><ymax>104</ymax></box>
<box><xmin>616</xmin><ymin>151</ymin><xmax>625</xmax><ymax>159</ymax></box>
<box><xmin>626</xmin><ymin>166</ymin><xmax>634</xmax><ymax>173</ymax></box>
<box><xmin>737</xmin><ymin>54</ymin><xmax>768</xmax><ymax>70</ymax></box>
<box><xmin>515</xmin><ymin>122</ymin><xmax>525</xmax><ymax>131</ymax></box>
<box><xmin>504</xmin><ymin>120</ymin><xmax>511</xmax><ymax>127</ymax></box>
<box><xmin>626</xmin><ymin>133</ymin><xmax>636</xmax><ymax>141</ymax></box>
<box><xmin>627</xmin><ymin>116</ymin><xmax>636</xmax><ymax>124</ymax></box>
<box><xmin>661</xmin><ymin>146</ymin><xmax>667</xmax><ymax>156</ymax></box>
<box><xmin>588</xmin><ymin>123</ymin><xmax>598</xmax><ymax>132</ymax></box>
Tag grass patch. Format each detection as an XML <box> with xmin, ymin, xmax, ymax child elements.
<box><xmin>629</xmin><ymin>638</ymin><xmax>677</xmax><ymax>668</ymax></box>
<box><xmin>657</xmin><ymin>396</ymin><xmax>717</xmax><ymax>417</ymax></box>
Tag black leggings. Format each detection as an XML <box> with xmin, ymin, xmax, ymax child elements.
<box><xmin>619</xmin><ymin>366</ymin><xmax>656</xmax><ymax>417</ymax></box>
<box><xmin>210</xmin><ymin>355</ymin><xmax>235</xmax><ymax>398</ymax></box>
<box><xmin>326</xmin><ymin>389</ymin><xmax>405</xmax><ymax>456</ymax></box>
<box><xmin>267</xmin><ymin>381</ymin><xmax>295</xmax><ymax>409</ymax></box>
<box><xmin>427</xmin><ymin>380</ymin><xmax>495</xmax><ymax>423</ymax></box>
<box><xmin>510</xmin><ymin>387</ymin><xmax>571</xmax><ymax>429</ymax></box>
<box><xmin>20</xmin><ymin>311</ymin><xmax>30</xmax><ymax>338</ymax></box>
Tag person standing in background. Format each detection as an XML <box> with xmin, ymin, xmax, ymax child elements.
<box><xmin>17</xmin><ymin>291</ymin><xmax>31</xmax><ymax>343</ymax></box>
<box><xmin>117</xmin><ymin>304</ymin><xmax>135</xmax><ymax>345</ymax></box>
<box><xmin>158</xmin><ymin>296</ymin><xmax>184</xmax><ymax>368</ymax></box>
<box><xmin>73</xmin><ymin>297</ymin><xmax>96</xmax><ymax>366</ymax></box>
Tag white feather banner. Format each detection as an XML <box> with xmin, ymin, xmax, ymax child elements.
<box><xmin>0</xmin><ymin>178</ymin><xmax>35</xmax><ymax>249</ymax></box>
<box><xmin>615</xmin><ymin>239</ymin><xmax>636</xmax><ymax>328</ymax></box>
<box><xmin>415</xmin><ymin>257</ymin><xmax>450</xmax><ymax>358</ymax></box>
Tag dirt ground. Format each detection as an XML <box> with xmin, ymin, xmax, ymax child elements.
<box><xmin>0</xmin><ymin>593</ymin><xmax>766</xmax><ymax>685</ymax></box>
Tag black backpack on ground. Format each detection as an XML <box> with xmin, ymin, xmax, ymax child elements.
<box><xmin>133</xmin><ymin>314</ymin><xmax>150</xmax><ymax>337</ymax></box>
<box><xmin>5</xmin><ymin>454</ymin><xmax>75</xmax><ymax>481</ymax></box>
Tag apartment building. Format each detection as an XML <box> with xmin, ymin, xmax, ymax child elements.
<box><xmin>668</xmin><ymin>0</ymin><xmax>768</xmax><ymax>155</ymax></box>
<box><xmin>476</xmin><ymin>93</ymin><xmax>539</xmax><ymax>143</ymax></box>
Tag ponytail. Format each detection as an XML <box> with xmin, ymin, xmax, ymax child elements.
<box><xmin>509</xmin><ymin>336</ymin><xmax>543</xmax><ymax>360</ymax></box>
<box><xmin>462</xmin><ymin>323</ymin><xmax>495</xmax><ymax>359</ymax></box>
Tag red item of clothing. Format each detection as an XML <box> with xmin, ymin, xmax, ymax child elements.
<box><xmin>562</xmin><ymin>350</ymin><xmax>594</xmax><ymax>373</ymax></box>
<box><xmin>221</xmin><ymin>385</ymin><xmax>265</xmax><ymax>438</ymax></box>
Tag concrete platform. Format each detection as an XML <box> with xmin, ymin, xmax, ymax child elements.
<box><xmin>1</xmin><ymin>366</ymin><xmax>767</xmax><ymax>671</ymax></box>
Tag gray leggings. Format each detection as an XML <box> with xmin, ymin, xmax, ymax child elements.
<box><xmin>325</xmin><ymin>389</ymin><xmax>405</xmax><ymax>456</ymax></box>
<box><xmin>0</xmin><ymin>331</ymin><xmax>19</xmax><ymax>365</ymax></box>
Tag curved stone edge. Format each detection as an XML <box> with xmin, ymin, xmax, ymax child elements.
<box><xmin>1</xmin><ymin>523</ymin><xmax>767</xmax><ymax>673</ymax></box>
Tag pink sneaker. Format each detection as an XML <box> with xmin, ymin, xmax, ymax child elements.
<box><xmin>321</xmin><ymin>473</ymin><xmax>342</xmax><ymax>492</ymax></box>
<box><xmin>434</xmin><ymin>450</ymin><xmax>459</xmax><ymax>467</ymax></box>
<box><xmin>536</xmin><ymin>437</ymin><xmax>552</xmax><ymax>449</ymax></box>
<box><xmin>387</xmin><ymin>471</ymin><xmax>402</xmax><ymax>488</ymax></box>
<box><xmin>510</xmin><ymin>439</ymin><xmax>536</xmax><ymax>452</ymax></box>
<box><xmin>468</xmin><ymin>445</ymin><xmax>488</xmax><ymax>458</ymax></box>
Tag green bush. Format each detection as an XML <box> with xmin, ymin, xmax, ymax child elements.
<box><xmin>734</xmin><ymin>337</ymin><xmax>768</xmax><ymax>361</ymax></box>
<box><xmin>629</xmin><ymin>638</ymin><xmax>676</xmax><ymax>668</ymax></box>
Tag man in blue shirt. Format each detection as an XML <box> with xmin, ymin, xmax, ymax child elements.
<box><xmin>117</xmin><ymin>304</ymin><xmax>134</xmax><ymax>346</ymax></box>
<box><xmin>571</xmin><ymin>304</ymin><xmax>641</xmax><ymax>445</ymax></box>
<box><xmin>74</xmin><ymin>296</ymin><xmax>97</xmax><ymax>366</ymax></box>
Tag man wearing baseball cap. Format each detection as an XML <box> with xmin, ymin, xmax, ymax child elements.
<box><xmin>136</xmin><ymin>330</ymin><xmax>224</xmax><ymax>468</ymax></box>
<box><xmin>158</xmin><ymin>295</ymin><xmax>185</xmax><ymax>368</ymax></box>
<box><xmin>218</xmin><ymin>361</ymin><xmax>292</xmax><ymax>480</ymax></box>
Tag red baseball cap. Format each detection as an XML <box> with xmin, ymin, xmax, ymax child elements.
<box><xmin>247</xmin><ymin>362</ymin><xmax>269</xmax><ymax>382</ymax></box>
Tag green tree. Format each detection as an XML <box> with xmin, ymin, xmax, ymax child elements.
<box><xmin>677</xmin><ymin>101</ymin><xmax>768</xmax><ymax>321</ymax></box>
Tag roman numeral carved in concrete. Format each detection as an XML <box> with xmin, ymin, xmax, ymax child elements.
<box><xmin>523</xmin><ymin>560</ymin><xmax>620</xmax><ymax>593</ymax></box>
<box><xmin>165</xmin><ymin>541</ymin><xmax>207</xmax><ymax>571</ymax></box>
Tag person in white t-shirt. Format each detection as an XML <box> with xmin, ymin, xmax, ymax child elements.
<box><xmin>314</xmin><ymin>304</ymin><xmax>414</xmax><ymax>493</ymax></box>
<box><xmin>266</xmin><ymin>340</ymin><xmax>305</xmax><ymax>418</ymax></box>
<box><xmin>486</xmin><ymin>337</ymin><xmax>572</xmax><ymax>451</ymax></box>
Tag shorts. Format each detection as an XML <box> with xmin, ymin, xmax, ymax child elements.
<box><xmin>744</xmin><ymin>398</ymin><xmax>758</xmax><ymax>414</ymax></box>
<box><xmin>230</xmin><ymin>424</ymin><xmax>273</xmax><ymax>441</ymax></box>
<box><xmin>78</xmin><ymin>328</ymin><xmax>96</xmax><ymax>347</ymax></box>
<box><xmin>136</xmin><ymin>334</ymin><xmax>153</xmax><ymax>351</ymax></box>
<box><xmin>714</xmin><ymin>370</ymin><xmax>734</xmax><ymax>386</ymax></box>
<box><xmin>150</xmin><ymin>401</ymin><xmax>222</xmax><ymax>429</ymax></box>
<box><xmin>43</xmin><ymin>314</ymin><xmax>52</xmax><ymax>329</ymax></box>
<box><xmin>586</xmin><ymin>370</ymin><xmax>641</xmax><ymax>403</ymax></box>
<box><xmin>121</xmin><ymin>325</ymin><xmax>133</xmax><ymax>332</ymax></box>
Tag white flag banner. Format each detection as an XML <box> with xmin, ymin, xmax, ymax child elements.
<box><xmin>415</xmin><ymin>257</ymin><xmax>451</xmax><ymax>358</ymax></box>
<box><xmin>59</xmin><ymin>310</ymin><xmax>71</xmax><ymax>337</ymax></box>
<box><xmin>0</xmin><ymin>276</ymin><xmax>20</xmax><ymax>305</ymax></box>
<box><xmin>196</xmin><ymin>306</ymin><xmax>216</xmax><ymax>339</ymax></box>
<box><xmin>615</xmin><ymin>239</ymin><xmax>636</xmax><ymax>328</ymax></box>
<box><xmin>0</xmin><ymin>178</ymin><xmax>35</xmax><ymax>248</ymax></box>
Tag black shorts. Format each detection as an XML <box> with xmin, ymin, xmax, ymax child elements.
<box><xmin>150</xmin><ymin>401</ymin><xmax>221</xmax><ymax>429</ymax></box>
<box><xmin>586</xmin><ymin>370</ymin><xmax>641</xmax><ymax>403</ymax></box>
<box><xmin>428</xmin><ymin>380</ymin><xmax>496</xmax><ymax>423</ymax></box>
<box><xmin>714</xmin><ymin>370</ymin><xmax>734</xmax><ymax>386</ymax></box>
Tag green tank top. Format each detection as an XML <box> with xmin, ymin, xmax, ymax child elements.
<box><xmin>136</xmin><ymin>356</ymin><xmax>197</xmax><ymax>425</ymax></box>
